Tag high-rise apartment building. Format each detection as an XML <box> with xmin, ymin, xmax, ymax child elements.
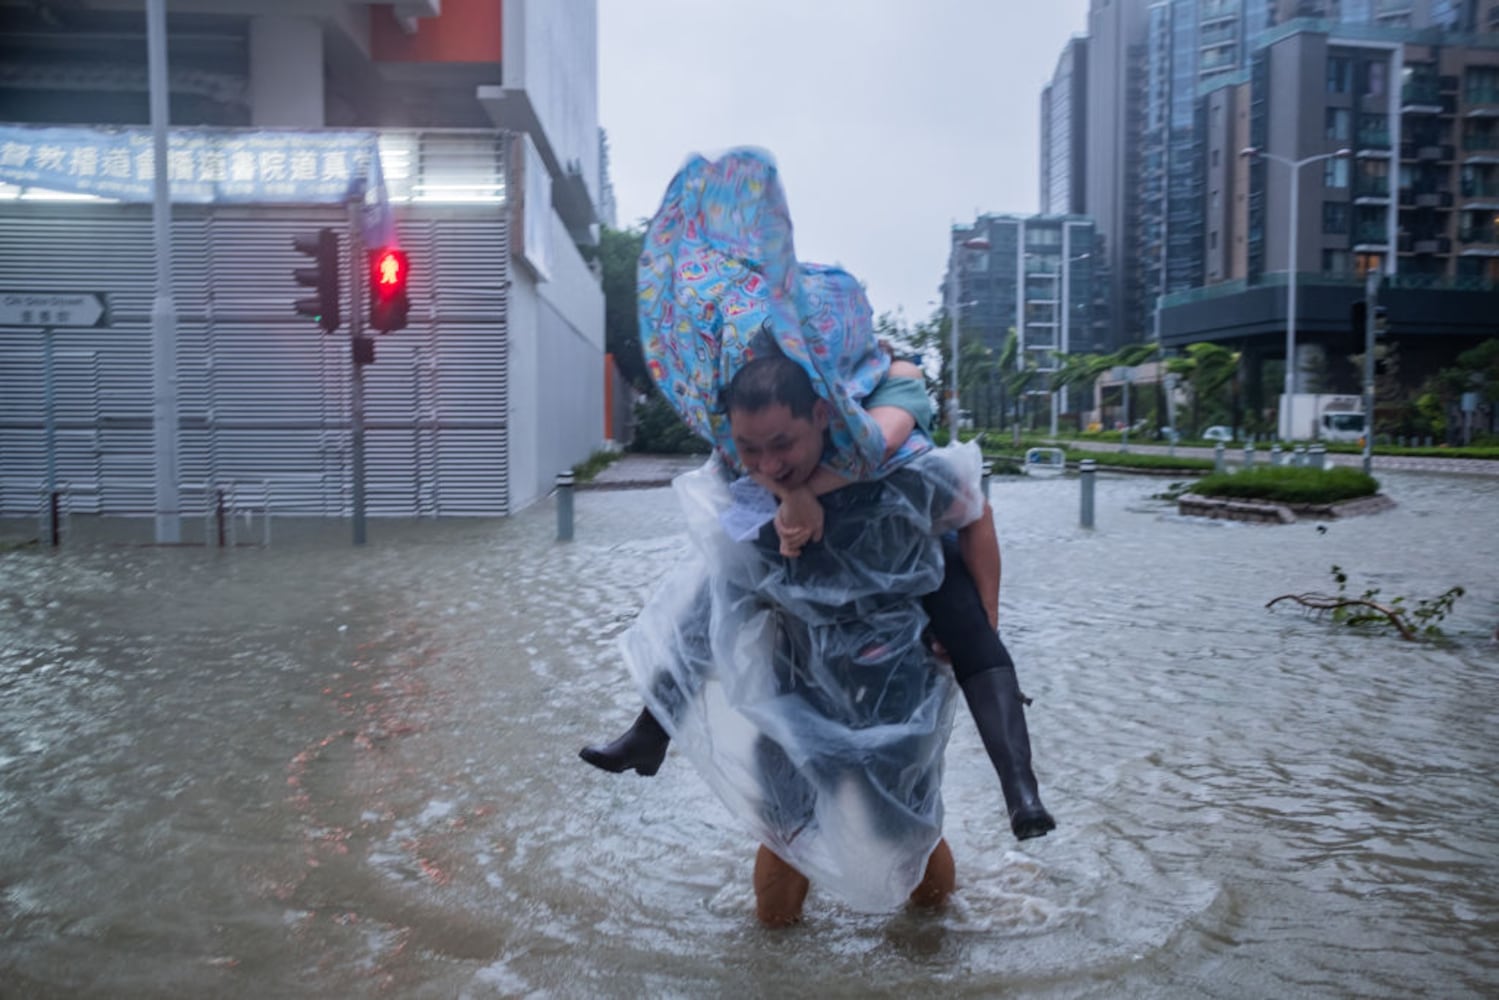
<box><xmin>1053</xmin><ymin>0</ymin><xmax>1497</xmax><ymax>402</ymax></box>
<box><xmin>946</xmin><ymin>214</ymin><xmax>1107</xmax><ymax>422</ymax></box>
<box><xmin>1195</xmin><ymin>16</ymin><xmax>1499</xmax><ymax>285</ymax></box>
<box><xmin>1040</xmin><ymin>37</ymin><xmax>1090</xmax><ymax>216</ymax></box>
<box><xmin>1085</xmin><ymin>0</ymin><xmax>1151</xmax><ymax>350</ymax></box>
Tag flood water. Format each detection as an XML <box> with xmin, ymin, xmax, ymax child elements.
<box><xmin>1</xmin><ymin>468</ymin><xmax>1496</xmax><ymax>998</ymax></box>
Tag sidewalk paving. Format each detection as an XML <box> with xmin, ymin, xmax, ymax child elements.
<box><xmin>580</xmin><ymin>452</ymin><xmax>707</xmax><ymax>490</ymax></box>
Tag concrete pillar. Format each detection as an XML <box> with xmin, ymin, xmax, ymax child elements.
<box><xmin>250</xmin><ymin>17</ymin><xmax>325</xmax><ymax>127</ymax></box>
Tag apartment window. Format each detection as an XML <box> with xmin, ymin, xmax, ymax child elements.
<box><xmin>1365</xmin><ymin>61</ymin><xmax>1387</xmax><ymax>98</ymax></box>
<box><xmin>1210</xmin><ymin>230</ymin><xmax>1220</xmax><ymax>250</ymax></box>
<box><xmin>1467</xmin><ymin>65</ymin><xmax>1499</xmax><ymax>105</ymax></box>
<box><xmin>1323</xmin><ymin>202</ymin><xmax>1350</xmax><ymax>234</ymax></box>
<box><xmin>1326</xmin><ymin>107</ymin><xmax>1351</xmax><ymax>142</ymax></box>
<box><xmin>1324</xmin><ymin>157</ymin><xmax>1350</xmax><ymax>188</ymax></box>
<box><xmin>1212</xmin><ymin>148</ymin><xmax>1221</xmax><ymax>167</ymax></box>
<box><xmin>1328</xmin><ymin>57</ymin><xmax>1352</xmax><ymax>94</ymax></box>
<box><xmin>1323</xmin><ymin>250</ymin><xmax>1351</xmax><ymax>274</ymax></box>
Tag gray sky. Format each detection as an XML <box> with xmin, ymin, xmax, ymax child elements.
<box><xmin>598</xmin><ymin>0</ymin><xmax>1091</xmax><ymax>327</ymax></box>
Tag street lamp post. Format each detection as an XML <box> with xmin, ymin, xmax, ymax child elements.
<box><xmin>1053</xmin><ymin>250</ymin><xmax>1090</xmax><ymax>437</ymax></box>
<box><xmin>1240</xmin><ymin>146</ymin><xmax>1351</xmax><ymax>429</ymax></box>
<box><xmin>949</xmin><ymin>235</ymin><xmax>991</xmax><ymax>434</ymax></box>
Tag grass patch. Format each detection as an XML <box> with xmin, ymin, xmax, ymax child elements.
<box><xmin>571</xmin><ymin>449</ymin><xmax>624</xmax><ymax>483</ymax></box>
<box><xmin>1191</xmin><ymin>465</ymin><xmax>1379</xmax><ymax>504</ymax></box>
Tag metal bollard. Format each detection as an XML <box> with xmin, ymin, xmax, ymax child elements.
<box><xmin>1308</xmin><ymin>444</ymin><xmax>1326</xmax><ymax>470</ymax></box>
<box><xmin>981</xmin><ymin>460</ymin><xmax>993</xmax><ymax>500</ymax></box>
<box><xmin>1079</xmin><ymin>459</ymin><xmax>1096</xmax><ymax>529</ymax></box>
<box><xmin>1214</xmin><ymin>442</ymin><xmax>1226</xmax><ymax>474</ymax></box>
<box><xmin>555</xmin><ymin>471</ymin><xmax>575</xmax><ymax>542</ymax></box>
<box><xmin>1243</xmin><ymin>443</ymin><xmax>1255</xmax><ymax>470</ymax></box>
<box><xmin>1271</xmin><ymin>444</ymin><xmax>1282</xmax><ymax>467</ymax></box>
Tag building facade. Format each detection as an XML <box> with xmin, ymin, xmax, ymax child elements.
<box><xmin>1040</xmin><ymin>36</ymin><xmax>1090</xmax><ymax>216</ymax></box>
<box><xmin>946</xmin><ymin>214</ymin><xmax>1107</xmax><ymax>426</ymax></box>
<box><xmin>1085</xmin><ymin>0</ymin><xmax>1152</xmax><ymax>350</ymax></box>
<box><xmin>1054</xmin><ymin>0</ymin><xmax>1497</xmax><ymax>413</ymax></box>
<box><xmin>1164</xmin><ymin>16</ymin><xmax>1499</xmax><ymax>411</ymax></box>
<box><xmin>0</xmin><ymin>0</ymin><xmax>604</xmax><ymax>523</ymax></box>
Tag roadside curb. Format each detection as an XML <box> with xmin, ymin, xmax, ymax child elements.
<box><xmin>1178</xmin><ymin>492</ymin><xmax>1396</xmax><ymax>524</ymax></box>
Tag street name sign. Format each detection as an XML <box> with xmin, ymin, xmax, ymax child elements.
<box><xmin>1</xmin><ymin>291</ymin><xmax>107</xmax><ymax>328</ymax></box>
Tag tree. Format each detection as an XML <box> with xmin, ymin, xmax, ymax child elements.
<box><xmin>1048</xmin><ymin>344</ymin><xmax>1157</xmax><ymax>432</ymax></box>
<box><xmin>1420</xmin><ymin>338</ymin><xmax>1499</xmax><ymax>443</ymax></box>
<box><xmin>595</xmin><ymin>225</ymin><xmax>649</xmax><ymax>391</ymax></box>
<box><xmin>1165</xmin><ymin>342</ymin><xmax>1240</xmax><ymax>436</ymax></box>
<box><xmin>878</xmin><ymin>309</ymin><xmax>949</xmax><ymax>422</ymax></box>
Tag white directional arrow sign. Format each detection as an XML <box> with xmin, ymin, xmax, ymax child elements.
<box><xmin>0</xmin><ymin>291</ymin><xmax>107</xmax><ymax>328</ymax></box>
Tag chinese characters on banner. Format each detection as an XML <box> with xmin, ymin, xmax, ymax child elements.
<box><xmin>0</xmin><ymin>126</ymin><xmax>395</xmax><ymax>245</ymax></box>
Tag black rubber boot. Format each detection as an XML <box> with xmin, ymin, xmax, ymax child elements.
<box><xmin>579</xmin><ymin>707</ymin><xmax>670</xmax><ymax>776</ymax></box>
<box><xmin>959</xmin><ymin>667</ymin><xmax>1056</xmax><ymax>841</ymax></box>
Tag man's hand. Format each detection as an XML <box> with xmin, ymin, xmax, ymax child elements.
<box><xmin>768</xmin><ymin>483</ymin><xmax>824</xmax><ymax>558</ymax></box>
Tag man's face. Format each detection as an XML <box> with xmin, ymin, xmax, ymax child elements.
<box><xmin>729</xmin><ymin>400</ymin><xmax>829</xmax><ymax>488</ymax></box>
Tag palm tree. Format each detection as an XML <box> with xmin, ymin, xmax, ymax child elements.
<box><xmin>1049</xmin><ymin>343</ymin><xmax>1158</xmax><ymax>432</ymax></box>
<box><xmin>1164</xmin><ymin>342</ymin><xmax>1241</xmax><ymax>437</ymax></box>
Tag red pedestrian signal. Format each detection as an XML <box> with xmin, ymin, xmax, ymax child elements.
<box><xmin>369</xmin><ymin>247</ymin><xmax>410</xmax><ymax>334</ymax></box>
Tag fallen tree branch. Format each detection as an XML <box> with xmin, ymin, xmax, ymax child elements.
<box><xmin>1265</xmin><ymin>593</ymin><xmax>1417</xmax><ymax>641</ymax></box>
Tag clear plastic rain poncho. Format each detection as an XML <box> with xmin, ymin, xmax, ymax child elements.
<box><xmin>619</xmin><ymin>442</ymin><xmax>986</xmax><ymax>912</ymax></box>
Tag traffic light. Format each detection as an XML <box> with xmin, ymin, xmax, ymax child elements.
<box><xmin>368</xmin><ymin>247</ymin><xmax>410</xmax><ymax>334</ymax></box>
<box><xmin>1351</xmin><ymin>301</ymin><xmax>1389</xmax><ymax>351</ymax></box>
<box><xmin>293</xmin><ymin>228</ymin><xmax>341</xmax><ymax>333</ymax></box>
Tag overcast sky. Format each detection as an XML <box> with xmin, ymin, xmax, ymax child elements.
<box><xmin>598</xmin><ymin>0</ymin><xmax>1092</xmax><ymax>327</ymax></box>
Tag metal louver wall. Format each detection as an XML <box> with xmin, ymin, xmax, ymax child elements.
<box><xmin>0</xmin><ymin>201</ymin><xmax>510</xmax><ymax>520</ymax></box>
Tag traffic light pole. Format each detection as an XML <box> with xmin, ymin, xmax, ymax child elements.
<box><xmin>147</xmin><ymin>0</ymin><xmax>180</xmax><ymax>544</ymax></box>
<box><xmin>1362</xmin><ymin>269</ymin><xmax>1378</xmax><ymax>476</ymax></box>
<box><xmin>348</xmin><ymin>199</ymin><xmax>369</xmax><ymax>546</ymax></box>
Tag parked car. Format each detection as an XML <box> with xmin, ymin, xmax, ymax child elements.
<box><xmin>1202</xmin><ymin>425</ymin><xmax>1234</xmax><ymax>442</ymax></box>
<box><xmin>1158</xmin><ymin>425</ymin><xmax>1181</xmax><ymax>444</ymax></box>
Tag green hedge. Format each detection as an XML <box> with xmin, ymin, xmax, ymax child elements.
<box><xmin>1078</xmin><ymin>452</ymin><xmax>1216</xmax><ymax>471</ymax></box>
<box><xmin>630</xmin><ymin>395</ymin><xmax>712</xmax><ymax>455</ymax></box>
<box><xmin>1191</xmin><ymin>465</ymin><xmax>1379</xmax><ymax>504</ymax></box>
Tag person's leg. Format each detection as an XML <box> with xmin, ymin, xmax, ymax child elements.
<box><xmin>908</xmin><ymin>837</ymin><xmax>955</xmax><ymax>907</ymax></box>
<box><xmin>578</xmin><ymin>705</ymin><xmax>670</xmax><ymax>775</ymax></box>
<box><xmin>753</xmin><ymin>845</ymin><xmax>810</xmax><ymax>927</ymax></box>
<box><xmin>580</xmin><ymin>580</ymin><xmax>720</xmax><ymax>775</ymax></box>
<box><xmin>921</xmin><ymin>536</ymin><xmax>1056</xmax><ymax>841</ymax></box>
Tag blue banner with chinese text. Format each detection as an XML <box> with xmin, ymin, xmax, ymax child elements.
<box><xmin>0</xmin><ymin>125</ymin><xmax>394</xmax><ymax>244</ymax></box>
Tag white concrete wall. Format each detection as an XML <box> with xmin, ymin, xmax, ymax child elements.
<box><xmin>506</xmin><ymin>206</ymin><xmax>605</xmax><ymax>511</ymax></box>
<box><xmin>249</xmin><ymin>16</ymin><xmax>325</xmax><ymax>127</ymax></box>
<box><xmin>502</xmin><ymin>0</ymin><xmax>600</xmax><ymax>205</ymax></box>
